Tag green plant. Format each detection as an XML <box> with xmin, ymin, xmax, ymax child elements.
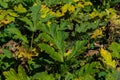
<box><xmin>1</xmin><ymin>0</ymin><xmax>120</xmax><ymax>80</ymax></box>
<box><xmin>3</xmin><ymin>65</ymin><xmax>29</xmax><ymax>80</ymax></box>
<box><xmin>108</xmin><ymin>42</ymin><xmax>120</xmax><ymax>59</ymax></box>
<box><xmin>3</xmin><ymin>65</ymin><xmax>55</xmax><ymax>80</ymax></box>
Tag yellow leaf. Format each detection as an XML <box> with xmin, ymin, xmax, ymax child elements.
<box><xmin>41</xmin><ymin>13</ymin><xmax>47</xmax><ymax>18</ymax></box>
<box><xmin>61</xmin><ymin>4</ymin><xmax>69</xmax><ymax>14</ymax></box>
<box><xmin>14</xmin><ymin>4</ymin><xmax>27</xmax><ymax>13</ymax></box>
<box><xmin>73</xmin><ymin>0</ymin><xmax>79</xmax><ymax>2</ymax></box>
<box><xmin>1</xmin><ymin>19</ymin><xmax>12</xmax><ymax>24</ymax></box>
<box><xmin>77</xmin><ymin>2</ymin><xmax>84</xmax><ymax>8</ymax></box>
<box><xmin>89</xmin><ymin>10</ymin><xmax>98</xmax><ymax>19</ymax></box>
<box><xmin>47</xmin><ymin>21</ymin><xmax>51</xmax><ymax>27</ymax></box>
<box><xmin>84</xmin><ymin>2</ymin><xmax>92</xmax><ymax>6</ymax></box>
<box><xmin>68</xmin><ymin>5</ymin><xmax>75</xmax><ymax>13</ymax></box>
<box><xmin>40</xmin><ymin>4</ymin><xmax>52</xmax><ymax>18</ymax></box>
<box><xmin>100</xmin><ymin>48</ymin><xmax>116</xmax><ymax>68</ymax></box>
<box><xmin>91</xmin><ymin>28</ymin><xmax>103</xmax><ymax>39</ymax></box>
<box><xmin>100</xmin><ymin>48</ymin><xmax>112</xmax><ymax>61</ymax></box>
<box><xmin>14</xmin><ymin>46</ymin><xmax>38</xmax><ymax>59</ymax></box>
<box><xmin>55</xmin><ymin>11</ymin><xmax>64</xmax><ymax>17</ymax></box>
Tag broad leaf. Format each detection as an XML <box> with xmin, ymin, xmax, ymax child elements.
<box><xmin>3</xmin><ymin>65</ymin><xmax>29</xmax><ymax>80</ymax></box>
<box><xmin>67</xmin><ymin>40</ymin><xmax>87</xmax><ymax>60</ymax></box>
<box><xmin>32</xmin><ymin>72</ymin><xmax>55</xmax><ymax>80</ymax></box>
<box><xmin>108</xmin><ymin>42</ymin><xmax>120</xmax><ymax>59</ymax></box>
<box><xmin>2</xmin><ymin>49</ymin><xmax>13</xmax><ymax>58</ymax></box>
<box><xmin>6</xmin><ymin>27</ymin><xmax>28</xmax><ymax>43</ymax></box>
<box><xmin>39</xmin><ymin>43</ymin><xmax>64</xmax><ymax>62</ymax></box>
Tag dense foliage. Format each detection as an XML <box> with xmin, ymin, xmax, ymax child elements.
<box><xmin>0</xmin><ymin>0</ymin><xmax>120</xmax><ymax>80</ymax></box>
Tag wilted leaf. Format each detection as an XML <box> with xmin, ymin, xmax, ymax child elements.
<box><xmin>14</xmin><ymin>46</ymin><xmax>38</xmax><ymax>59</ymax></box>
<box><xmin>85</xmin><ymin>49</ymin><xmax>99</xmax><ymax>57</ymax></box>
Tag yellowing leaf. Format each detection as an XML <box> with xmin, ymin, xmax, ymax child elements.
<box><xmin>14</xmin><ymin>4</ymin><xmax>27</xmax><ymax>13</ymax></box>
<box><xmin>73</xmin><ymin>0</ymin><xmax>79</xmax><ymax>2</ymax></box>
<box><xmin>117</xmin><ymin>67</ymin><xmax>120</xmax><ymax>71</ymax></box>
<box><xmin>14</xmin><ymin>46</ymin><xmax>38</xmax><ymax>59</ymax></box>
<box><xmin>55</xmin><ymin>11</ymin><xmax>64</xmax><ymax>17</ymax></box>
<box><xmin>47</xmin><ymin>21</ymin><xmax>51</xmax><ymax>27</ymax></box>
<box><xmin>89</xmin><ymin>10</ymin><xmax>99</xmax><ymax>19</ymax></box>
<box><xmin>33</xmin><ymin>2</ymin><xmax>37</xmax><ymax>6</ymax></box>
<box><xmin>105</xmin><ymin>8</ymin><xmax>116</xmax><ymax>16</ymax></box>
<box><xmin>91</xmin><ymin>28</ymin><xmax>103</xmax><ymax>39</ymax></box>
<box><xmin>7</xmin><ymin>10</ymin><xmax>19</xmax><ymax>17</ymax></box>
<box><xmin>77</xmin><ymin>2</ymin><xmax>84</xmax><ymax>8</ymax></box>
<box><xmin>68</xmin><ymin>5</ymin><xmax>75</xmax><ymax>13</ymax></box>
<box><xmin>64</xmin><ymin>49</ymin><xmax>72</xmax><ymax>57</ymax></box>
<box><xmin>41</xmin><ymin>13</ymin><xmax>47</xmax><ymax>18</ymax></box>
<box><xmin>61</xmin><ymin>4</ymin><xmax>69</xmax><ymax>14</ymax></box>
<box><xmin>1</xmin><ymin>19</ymin><xmax>12</xmax><ymax>24</ymax></box>
<box><xmin>6</xmin><ymin>15</ymin><xmax>15</xmax><ymax>21</ymax></box>
<box><xmin>40</xmin><ymin>4</ymin><xmax>54</xmax><ymax>18</ymax></box>
<box><xmin>84</xmin><ymin>2</ymin><xmax>92</xmax><ymax>6</ymax></box>
<box><xmin>61</xmin><ymin>4</ymin><xmax>75</xmax><ymax>14</ymax></box>
<box><xmin>0</xmin><ymin>14</ymin><xmax>4</xmax><ymax>20</ymax></box>
<box><xmin>100</xmin><ymin>48</ymin><xmax>116</xmax><ymax>68</ymax></box>
<box><xmin>110</xmin><ymin>14</ymin><xmax>120</xmax><ymax>26</ymax></box>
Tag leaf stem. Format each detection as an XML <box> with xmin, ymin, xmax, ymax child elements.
<box><xmin>30</xmin><ymin>32</ymin><xmax>34</xmax><ymax>52</ymax></box>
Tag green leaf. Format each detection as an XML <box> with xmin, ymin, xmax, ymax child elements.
<box><xmin>6</xmin><ymin>27</ymin><xmax>28</xmax><ymax>43</ymax></box>
<box><xmin>2</xmin><ymin>49</ymin><xmax>13</xmax><ymax>58</ymax></box>
<box><xmin>0</xmin><ymin>1</ymin><xmax>8</xmax><ymax>8</ymax></box>
<box><xmin>32</xmin><ymin>72</ymin><xmax>55</xmax><ymax>80</ymax></box>
<box><xmin>59</xmin><ymin>19</ymin><xmax>70</xmax><ymax>30</ymax></box>
<box><xmin>98</xmin><ymin>71</ymin><xmax>107</xmax><ymax>78</ymax></box>
<box><xmin>67</xmin><ymin>40</ymin><xmax>87</xmax><ymax>60</ymax></box>
<box><xmin>65</xmin><ymin>72</ymin><xmax>73</xmax><ymax>80</ymax></box>
<box><xmin>3</xmin><ymin>68</ymin><xmax>19</xmax><ymax>80</ymax></box>
<box><xmin>19</xmin><ymin>17</ymin><xmax>34</xmax><ymax>31</ymax></box>
<box><xmin>75</xmin><ymin>20</ymin><xmax>100</xmax><ymax>33</ymax></box>
<box><xmin>39</xmin><ymin>43</ymin><xmax>64</xmax><ymax>62</ymax></box>
<box><xmin>78</xmin><ymin>74</ymin><xmax>95</xmax><ymax>80</ymax></box>
<box><xmin>75</xmin><ymin>62</ymin><xmax>101</xmax><ymax>77</ymax></box>
<box><xmin>106</xmin><ymin>69</ymin><xmax>120</xmax><ymax>80</ymax></box>
<box><xmin>108</xmin><ymin>42</ymin><xmax>120</xmax><ymax>59</ymax></box>
<box><xmin>3</xmin><ymin>65</ymin><xmax>29</xmax><ymax>80</ymax></box>
<box><xmin>18</xmin><ymin>65</ymin><xmax>28</xmax><ymax>80</ymax></box>
<box><xmin>34</xmin><ymin>33</ymin><xmax>53</xmax><ymax>43</ymax></box>
<box><xmin>30</xmin><ymin>2</ymin><xmax>41</xmax><ymax>31</ymax></box>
